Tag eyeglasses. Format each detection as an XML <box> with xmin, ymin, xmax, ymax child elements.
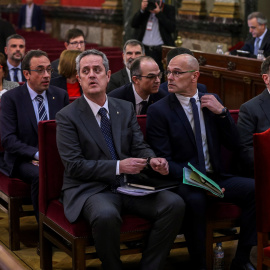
<box><xmin>166</xmin><ymin>70</ymin><xmax>196</xmax><ymax>78</ymax></box>
<box><xmin>29</xmin><ymin>68</ymin><xmax>53</xmax><ymax>75</ymax></box>
<box><xmin>135</xmin><ymin>72</ymin><xmax>163</xmax><ymax>80</ymax></box>
<box><xmin>68</xmin><ymin>41</ymin><xmax>86</xmax><ymax>47</ymax></box>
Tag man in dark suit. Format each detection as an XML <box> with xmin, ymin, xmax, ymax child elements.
<box><xmin>131</xmin><ymin>0</ymin><xmax>175</xmax><ymax>74</ymax></box>
<box><xmin>230</xmin><ymin>12</ymin><xmax>270</xmax><ymax>58</ymax></box>
<box><xmin>160</xmin><ymin>47</ymin><xmax>208</xmax><ymax>94</ymax></box>
<box><xmin>56</xmin><ymin>49</ymin><xmax>185</xmax><ymax>270</ymax></box>
<box><xmin>18</xmin><ymin>0</ymin><xmax>45</xmax><ymax>32</ymax></box>
<box><xmin>108</xmin><ymin>56</ymin><xmax>166</xmax><ymax>114</ymax></box>
<box><xmin>107</xmin><ymin>39</ymin><xmax>145</xmax><ymax>93</ymax></box>
<box><xmin>146</xmin><ymin>54</ymin><xmax>256</xmax><ymax>270</ymax></box>
<box><xmin>237</xmin><ymin>56</ymin><xmax>270</xmax><ymax>177</ymax></box>
<box><xmin>0</xmin><ymin>50</ymin><xmax>69</xmax><ymax>222</ymax></box>
<box><xmin>5</xmin><ymin>34</ymin><xmax>26</xmax><ymax>82</ymax></box>
<box><xmin>51</xmin><ymin>28</ymin><xmax>86</xmax><ymax>79</ymax></box>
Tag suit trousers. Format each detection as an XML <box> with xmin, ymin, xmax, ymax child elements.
<box><xmin>13</xmin><ymin>162</ymin><xmax>39</xmax><ymax>222</ymax></box>
<box><xmin>82</xmin><ymin>189</ymin><xmax>185</xmax><ymax>270</ymax></box>
<box><xmin>173</xmin><ymin>175</ymin><xmax>256</xmax><ymax>269</ymax></box>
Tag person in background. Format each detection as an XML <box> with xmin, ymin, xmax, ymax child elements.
<box><xmin>108</xmin><ymin>56</ymin><xmax>166</xmax><ymax>115</ymax></box>
<box><xmin>107</xmin><ymin>39</ymin><xmax>145</xmax><ymax>93</ymax></box>
<box><xmin>147</xmin><ymin>54</ymin><xmax>256</xmax><ymax>270</ymax></box>
<box><xmin>18</xmin><ymin>0</ymin><xmax>45</xmax><ymax>32</ymax></box>
<box><xmin>0</xmin><ymin>53</ymin><xmax>19</xmax><ymax>98</ymax></box>
<box><xmin>50</xmin><ymin>50</ymin><xmax>82</xmax><ymax>97</ymax></box>
<box><xmin>131</xmin><ymin>0</ymin><xmax>175</xmax><ymax>76</ymax></box>
<box><xmin>230</xmin><ymin>12</ymin><xmax>270</xmax><ymax>58</ymax></box>
<box><xmin>51</xmin><ymin>28</ymin><xmax>85</xmax><ymax>78</ymax></box>
<box><xmin>237</xmin><ymin>56</ymin><xmax>270</xmax><ymax>178</ymax></box>
<box><xmin>0</xmin><ymin>50</ymin><xmax>69</xmax><ymax>224</ymax></box>
<box><xmin>0</xmin><ymin>18</ymin><xmax>15</xmax><ymax>56</ymax></box>
<box><xmin>4</xmin><ymin>34</ymin><xmax>26</xmax><ymax>83</ymax></box>
<box><xmin>160</xmin><ymin>47</ymin><xmax>207</xmax><ymax>94</ymax></box>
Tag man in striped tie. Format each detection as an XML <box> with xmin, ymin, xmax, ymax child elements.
<box><xmin>0</xmin><ymin>50</ymin><xmax>69</xmax><ymax>224</ymax></box>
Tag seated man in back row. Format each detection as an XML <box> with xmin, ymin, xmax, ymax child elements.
<box><xmin>108</xmin><ymin>56</ymin><xmax>167</xmax><ymax>115</ymax></box>
<box><xmin>146</xmin><ymin>53</ymin><xmax>256</xmax><ymax>270</ymax></box>
<box><xmin>56</xmin><ymin>49</ymin><xmax>185</xmax><ymax>270</ymax></box>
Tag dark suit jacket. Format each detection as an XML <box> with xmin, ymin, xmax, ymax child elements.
<box><xmin>237</xmin><ymin>88</ymin><xmax>270</xmax><ymax>177</ymax></box>
<box><xmin>18</xmin><ymin>4</ymin><xmax>45</xmax><ymax>31</ymax></box>
<box><xmin>51</xmin><ymin>58</ymin><xmax>60</xmax><ymax>79</ymax></box>
<box><xmin>108</xmin><ymin>82</ymin><xmax>167</xmax><ymax>114</ymax></box>
<box><xmin>146</xmin><ymin>93</ymin><xmax>239</xmax><ymax>179</ymax></box>
<box><xmin>131</xmin><ymin>4</ymin><xmax>176</xmax><ymax>46</ymax></box>
<box><xmin>56</xmin><ymin>96</ymin><xmax>155</xmax><ymax>222</ymax></box>
<box><xmin>231</xmin><ymin>29</ymin><xmax>270</xmax><ymax>58</ymax></box>
<box><xmin>0</xmin><ymin>19</ymin><xmax>15</xmax><ymax>55</ymax></box>
<box><xmin>5</xmin><ymin>68</ymin><xmax>26</xmax><ymax>82</ymax></box>
<box><xmin>107</xmin><ymin>68</ymin><xmax>130</xmax><ymax>93</ymax></box>
<box><xmin>160</xmin><ymin>81</ymin><xmax>208</xmax><ymax>94</ymax></box>
<box><xmin>0</xmin><ymin>84</ymin><xmax>69</xmax><ymax>176</ymax></box>
<box><xmin>50</xmin><ymin>75</ymin><xmax>83</xmax><ymax>95</ymax></box>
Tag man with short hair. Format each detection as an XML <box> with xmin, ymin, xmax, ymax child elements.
<box><xmin>0</xmin><ymin>50</ymin><xmax>69</xmax><ymax>222</ymax></box>
<box><xmin>56</xmin><ymin>49</ymin><xmax>185</xmax><ymax>270</ymax></box>
<box><xmin>237</xmin><ymin>56</ymin><xmax>270</xmax><ymax>178</ymax></box>
<box><xmin>108</xmin><ymin>56</ymin><xmax>166</xmax><ymax>114</ymax></box>
<box><xmin>51</xmin><ymin>28</ymin><xmax>85</xmax><ymax>78</ymax></box>
<box><xmin>147</xmin><ymin>54</ymin><xmax>256</xmax><ymax>270</ymax></box>
<box><xmin>107</xmin><ymin>39</ymin><xmax>145</xmax><ymax>93</ymax></box>
<box><xmin>231</xmin><ymin>11</ymin><xmax>270</xmax><ymax>58</ymax></box>
<box><xmin>18</xmin><ymin>0</ymin><xmax>45</xmax><ymax>32</ymax></box>
<box><xmin>5</xmin><ymin>34</ymin><xmax>26</xmax><ymax>82</ymax></box>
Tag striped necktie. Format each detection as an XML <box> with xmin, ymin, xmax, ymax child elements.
<box><xmin>36</xmin><ymin>95</ymin><xmax>48</xmax><ymax>121</ymax></box>
<box><xmin>254</xmin><ymin>38</ymin><xmax>260</xmax><ymax>55</ymax></box>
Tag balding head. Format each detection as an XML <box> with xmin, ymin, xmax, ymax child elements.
<box><xmin>167</xmin><ymin>54</ymin><xmax>200</xmax><ymax>97</ymax></box>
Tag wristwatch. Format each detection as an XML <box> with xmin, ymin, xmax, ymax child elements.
<box><xmin>218</xmin><ymin>107</ymin><xmax>228</xmax><ymax>117</ymax></box>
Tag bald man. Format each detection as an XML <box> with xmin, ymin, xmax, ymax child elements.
<box><xmin>146</xmin><ymin>54</ymin><xmax>256</xmax><ymax>270</ymax></box>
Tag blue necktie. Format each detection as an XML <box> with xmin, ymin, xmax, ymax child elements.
<box><xmin>36</xmin><ymin>95</ymin><xmax>48</xmax><ymax>121</ymax></box>
<box><xmin>190</xmin><ymin>98</ymin><xmax>206</xmax><ymax>174</ymax></box>
<box><xmin>12</xmin><ymin>68</ymin><xmax>19</xmax><ymax>82</ymax></box>
<box><xmin>98</xmin><ymin>107</ymin><xmax>124</xmax><ymax>191</ymax></box>
<box><xmin>254</xmin><ymin>38</ymin><xmax>260</xmax><ymax>55</ymax></box>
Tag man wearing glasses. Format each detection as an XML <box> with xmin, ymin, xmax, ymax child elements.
<box><xmin>0</xmin><ymin>50</ymin><xmax>69</xmax><ymax>224</ymax></box>
<box><xmin>146</xmin><ymin>54</ymin><xmax>256</xmax><ymax>270</ymax></box>
<box><xmin>108</xmin><ymin>56</ymin><xmax>166</xmax><ymax>115</ymax></box>
<box><xmin>51</xmin><ymin>28</ymin><xmax>85</xmax><ymax>78</ymax></box>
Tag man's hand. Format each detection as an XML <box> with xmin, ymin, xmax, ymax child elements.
<box><xmin>141</xmin><ymin>0</ymin><xmax>148</xmax><ymax>11</ymax></box>
<box><xmin>200</xmin><ymin>94</ymin><xmax>224</xmax><ymax>115</ymax></box>
<box><xmin>120</xmin><ymin>158</ymin><xmax>147</xmax><ymax>174</ymax></box>
<box><xmin>150</xmin><ymin>1</ymin><xmax>161</xmax><ymax>14</ymax></box>
<box><xmin>149</xmin><ymin>157</ymin><xmax>169</xmax><ymax>175</ymax></box>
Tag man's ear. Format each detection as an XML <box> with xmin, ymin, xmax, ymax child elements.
<box><xmin>4</xmin><ymin>47</ymin><xmax>7</xmax><ymax>55</ymax></box>
<box><xmin>23</xmin><ymin>70</ymin><xmax>30</xmax><ymax>80</ymax></box>
<box><xmin>64</xmin><ymin>42</ymin><xmax>68</xmax><ymax>49</ymax></box>
<box><xmin>76</xmin><ymin>74</ymin><xmax>81</xmax><ymax>83</ymax></box>
<box><xmin>262</xmin><ymin>73</ymin><xmax>270</xmax><ymax>86</ymax></box>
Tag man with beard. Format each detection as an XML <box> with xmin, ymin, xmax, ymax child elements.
<box><xmin>0</xmin><ymin>50</ymin><xmax>69</xmax><ymax>223</ymax></box>
<box><xmin>108</xmin><ymin>56</ymin><xmax>166</xmax><ymax>115</ymax></box>
<box><xmin>107</xmin><ymin>39</ymin><xmax>145</xmax><ymax>93</ymax></box>
<box><xmin>5</xmin><ymin>34</ymin><xmax>26</xmax><ymax>82</ymax></box>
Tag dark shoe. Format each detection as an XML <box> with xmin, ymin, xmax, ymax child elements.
<box><xmin>36</xmin><ymin>242</ymin><xmax>40</xmax><ymax>256</ymax></box>
<box><xmin>230</xmin><ymin>259</ymin><xmax>256</xmax><ymax>270</ymax></box>
<box><xmin>215</xmin><ymin>227</ymin><xmax>238</xmax><ymax>236</ymax></box>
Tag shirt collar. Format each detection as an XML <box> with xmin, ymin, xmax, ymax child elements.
<box><xmin>27</xmin><ymin>83</ymin><xmax>47</xmax><ymax>101</ymax></box>
<box><xmin>175</xmin><ymin>90</ymin><xmax>199</xmax><ymax>105</ymax></box>
<box><xmin>258</xmin><ymin>28</ymin><xmax>267</xmax><ymax>42</ymax></box>
<box><xmin>125</xmin><ymin>67</ymin><xmax>131</xmax><ymax>82</ymax></box>
<box><xmin>132</xmin><ymin>84</ymin><xmax>149</xmax><ymax>105</ymax></box>
<box><xmin>7</xmin><ymin>60</ymin><xmax>21</xmax><ymax>70</ymax></box>
<box><xmin>83</xmin><ymin>94</ymin><xmax>109</xmax><ymax>116</ymax></box>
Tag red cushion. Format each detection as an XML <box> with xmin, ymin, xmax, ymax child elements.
<box><xmin>0</xmin><ymin>172</ymin><xmax>31</xmax><ymax>197</ymax></box>
<box><xmin>46</xmin><ymin>200</ymin><xmax>151</xmax><ymax>238</ymax></box>
<box><xmin>208</xmin><ymin>201</ymin><xmax>241</xmax><ymax>220</ymax></box>
<box><xmin>264</xmin><ymin>246</ymin><xmax>270</xmax><ymax>258</ymax></box>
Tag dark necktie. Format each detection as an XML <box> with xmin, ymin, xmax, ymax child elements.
<box><xmin>12</xmin><ymin>68</ymin><xmax>19</xmax><ymax>82</ymax></box>
<box><xmin>190</xmin><ymin>98</ymin><xmax>206</xmax><ymax>174</ymax></box>
<box><xmin>36</xmin><ymin>95</ymin><xmax>48</xmax><ymax>121</ymax></box>
<box><xmin>140</xmin><ymin>100</ymin><xmax>148</xmax><ymax>115</ymax></box>
<box><xmin>98</xmin><ymin>107</ymin><xmax>124</xmax><ymax>191</ymax></box>
<box><xmin>254</xmin><ymin>38</ymin><xmax>260</xmax><ymax>55</ymax></box>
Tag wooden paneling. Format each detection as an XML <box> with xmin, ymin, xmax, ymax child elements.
<box><xmin>162</xmin><ymin>46</ymin><xmax>265</xmax><ymax>109</ymax></box>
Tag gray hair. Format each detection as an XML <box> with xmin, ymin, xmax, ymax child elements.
<box><xmin>248</xmin><ymin>12</ymin><xmax>267</xmax><ymax>25</ymax></box>
<box><xmin>6</xmin><ymin>34</ymin><xmax>25</xmax><ymax>46</ymax></box>
<box><xmin>75</xmin><ymin>49</ymin><xmax>109</xmax><ymax>75</ymax></box>
<box><xmin>123</xmin><ymin>39</ymin><xmax>145</xmax><ymax>55</ymax></box>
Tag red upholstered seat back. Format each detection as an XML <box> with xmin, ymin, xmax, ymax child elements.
<box><xmin>38</xmin><ymin>120</ymin><xmax>64</xmax><ymax>214</ymax></box>
<box><xmin>254</xmin><ymin>128</ymin><xmax>270</xmax><ymax>232</ymax></box>
<box><xmin>136</xmin><ymin>115</ymin><xmax>147</xmax><ymax>138</ymax></box>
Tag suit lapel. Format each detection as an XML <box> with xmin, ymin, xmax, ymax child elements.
<box><xmin>169</xmin><ymin>94</ymin><xmax>196</xmax><ymax>146</ymax></box>
<box><xmin>261</xmin><ymin>30</ymin><xmax>270</xmax><ymax>50</ymax></box>
<box><xmin>260</xmin><ymin>89</ymin><xmax>270</xmax><ymax>124</ymax></box>
<box><xmin>122</xmin><ymin>68</ymin><xmax>130</xmax><ymax>85</ymax></box>
<box><xmin>78</xmin><ymin>97</ymin><xmax>112</xmax><ymax>159</ymax></box>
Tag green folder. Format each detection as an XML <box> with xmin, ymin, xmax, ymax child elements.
<box><xmin>183</xmin><ymin>162</ymin><xmax>224</xmax><ymax>198</ymax></box>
